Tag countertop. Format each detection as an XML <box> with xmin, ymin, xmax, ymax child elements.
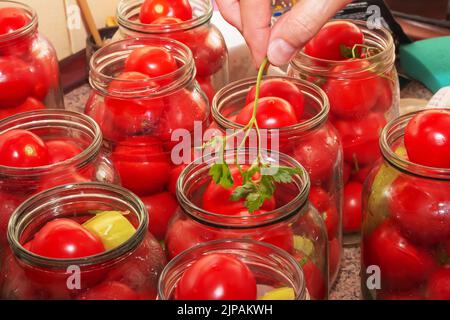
<box><xmin>64</xmin><ymin>81</ymin><xmax>433</xmax><ymax>300</ymax></box>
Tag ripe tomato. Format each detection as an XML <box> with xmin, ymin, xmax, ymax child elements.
<box><xmin>29</xmin><ymin>218</ymin><xmax>105</xmax><ymax>259</ymax></box>
<box><xmin>174</xmin><ymin>253</ymin><xmax>257</xmax><ymax>300</ymax></box>
<box><xmin>334</xmin><ymin>112</ymin><xmax>386</xmax><ymax>167</ymax></box>
<box><xmin>426</xmin><ymin>267</ymin><xmax>450</xmax><ymax>300</ymax></box>
<box><xmin>374</xmin><ymin>77</ymin><xmax>393</xmax><ymax>113</ymax></box>
<box><xmin>256</xmin><ymin>225</ymin><xmax>294</xmax><ymax>254</ymax></box>
<box><xmin>0</xmin><ymin>191</ymin><xmax>23</xmax><ymax>246</ymax></box>
<box><xmin>350</xmin><ymin>165</ymin><xmax>372</xmax><ymax>184</ymax></box>
<box><xmin>78</xmin><ymin>281</ymin><xmax>140</xmax><ymax>300</ymax></box>
<box><xmin>304</xmin><ymin>21</ymin><xmax>364</xmax><ymax>61</ymax></box>
<box><xmin>404</xmin><ymin>109</ymin><xmax>450</xmax><ymax>168</ymax></box>
<box><xmin>141</xmin><ymin>192</ymin><xmax>178</xmax><ymax>240</ymax></box>
<box><xmin>245</xmin><ymin>79</ymin><xmax>305</xmax><ymax>119</ymax></box>
<box><xmin>46</xmin><ymin>139</ymin><xmax>82</xmax><ymax>164</ymax></box>
<box><xmin>0</xmin><ymin>250</ymin><xmax>37</xmax><ymax>300</ymax></box>
<box><xmin>0</xmin><ymin>97</ymin><xmax>45</xmax><ymax>120</ymax></box>
<box><xmin>0</xmin><ymin>7</ymin><xmax>30</xmax><ymax>35</ymax></box>
<box><xmin>323</xmin><ymin>61</ymin><xmax>381</xmax><ymax>119</ymax></box>
<box><xmin>343</xmin><ymin>181</ymin><xmax>363</xmax><ymax>233</ymax></box>
<box><xmin>329</xmin><ymin>237</ymin><xmax>341</xmax><ymax>279</ymax></box>
<box><xmin>0</xmin><ymin>56</ymin><xmax>35</xmax><ymax>108</ymax></box>
<box><xmin>112</xmin><ymin>136</ymin><xmax>171</xmax><ymax>196</ymax></box>
<box><xmin>197</xmin><ymin>76</ymin><xmax>215</xmax><ymax>102</ymax></box>
<box><xmin>140</xmin><ymin>0</ymin><xmax>192</xmax><ymax>24</ymax></box>
<box><xmin>297</xmin><ymin>255</ymin><xmax>326</xmax><ymax>300</ymax></box>
<box><xmin>388</xmin><ymin>175</ymin><xmax>450</xmax><ymax>246</ymax></box>
<box><xmin>235</xmin><ymin>97</ymin><xmax>298</xmax><ymax>129</ymax></box>
<box><xmin>343</xmin><ymin>162</ymin><xmax>351</xmax><ymax>185</ymax></box>
<box><xmin>363</xmin><ymin>219</ymin><xmax>437</xmax><ymax>290</ymax></box>
<box><xmin>309</xmin><ymin>186</ymin><xmax>338</xmax><ymax>239</ymax></box>
<box><xmin>168</xmin><ymin>164</ymin><xmax>185</xmax><ymax>195</ymax></box>
<box><xmin>124</xmin><ymin>47</ymin><xmax>178</xmax><ymax>78</ymax></box>
<box><xmin>0</xmin><ymin>129</ymin><xmax>50</xmax><ymax>167</ymax></box>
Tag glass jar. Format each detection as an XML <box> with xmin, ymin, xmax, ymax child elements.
<box><xmin>0</xmin><ymin>1</ymin><xmax>63</xmax><ymax>120</ymax></box>
<box><xmin>85</xmin><ymin>37</ymin><xmax>209</xmax><ymax>240</ymax></box>
<box><xmin>0</xmin><ymin>183</ymin><xmax>166</xmax><ymax>300</ymax></box>
<box><xmin>116</xmin><ymin>0</ymin><xmax>228</xmax><ymax>102</ymax></box>
<box><xmin>211</xmin><ymin>76</ymin><xmax>343</xmax><ymax>284</ymax></box>
<box><xmin>0</xmin><ymin>110</ymin><xmax>117</xmax><ymax>249</ymax></box>
<box><xmin>288</xmin><ymin>20</ymin><xmax>400</xmax><ymax>243</ymax></box>
<box><xmin>158</xmin><ymin>239</ymin><xmax>309</xmax><ymax>300</ymax></box>
<box><xmin>361</xmin><ymin>111</ymin><xmax>450</xmax><ymax>300</ymax></box>
<box><xmin>166</xmin><ymin>150</ymin><xmax>329</xmax><ymax>300</ymax></box>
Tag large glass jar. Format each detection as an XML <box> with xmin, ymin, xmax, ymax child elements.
<box><xmin>288</xmin><ymin>20</ymin><xmax>400</xmax><ymax>243</ymax></box>
<box><xmin>211</xmin><ymin>76</ymin><xmax>343</xmax><ymax>284</ymax></box>
<box><xmin>158</xmin><ymin>239</ymin><xmax>310</xmax><ymax>300</ymax></box>
<box><xmin>166</xmin><ymin>150</ymin><xmax>329</xmax><ymax>300</ymax></box>
<box><xmin>0</xmin><ymin>110</ymin><xmax>117</xmax><ymax>249</ymax></box>
<box><xmin>0</xmin><ymin>183</ymin><xmax>166</xmax><ymax>300</ymax></box>
<box><xmin>361</xmin><ymin>111</ymin><xmax>450</xmax><ymax>300</ymax></box>
<box><xmin>0</xmin><ymin>1</ymin><xmax>63</xmax><ymax>120</ymax></box>
<box><xmin>116</xmin><ymin>0</ymin><xmax>228</xmax><ymax>102</ymax></box>
<box><xmin>85</xmin><ymin>37</ymin><xmax>209</xmax><ymax>241</ymax></box>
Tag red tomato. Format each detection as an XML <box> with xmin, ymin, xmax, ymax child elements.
<box><xmin>124</xmin><ymin>47</ymin><xmax>178</xmax><ymax>78</ymax></box>
<box><xmin>112</xmin><ymin>136</ymin><xmax>171</xmax><ymax>196</ymax></box>
<box><xmin>0</xmin><ymin>129</ymin><xmax>50</xmax><ymax>167</ymax></box>
<box><xmin>37</xmin><ymin>169</ymin><xmax>91</xmax><ymax>193</ymax></box>
<box><xmin>299</xmin><ymin>257</ymin><xmax>326</xmax><ymax>300</ymax></box>
<box><xmin>343</xmin><ymin>181</ymin><xmax>363</xmax><ymax>233</ymax></box>
<box><xmin>245</xmin><ymin>79</ymin><xmax>305</xmax><ymax>119</ymax></box>
<box><xmin>343</xmin><ymin>162</ymin><xmax>351</xmax><ymax>185</ymax></box>
<box><xmin>141</xmin><ymin>192</ymin><xmax>178</xmax><ymax>240</ymax></box>
<box><xmin>168</xmin><ymin>164</ymin><xmax>185</xmax><ymax>195</ymax></box>
<box><xmin>140</xmin><ymin>0</ymin><xmax>192</xmax><ymax>23</ymax></box>
<box><xmin>174</xmin><ymin>253</ymin><xmax>257</xmax><ymax>300</ymax></box>
<box><xmin>404</xmin><ymin>109</ymin><xmax>450</xmax><ymax>168</ymax></box>
<box><xmin>363</xmin><ymin>219</ymin><xmax>437</xmax><ymax>290</ymax></box>
<box><xmin>197</xmin><ymin>76</ymin><xmax>215</xmax><ymax>102</ymax></box>
<box><xmin>0</xmin><ymin>56</ymin><xmax>35</xmax><ymax>108</ymax></box>
<box><xmin>309</xmin><ymin>187</ymin><xmax>338</xmax><ymax>239</ymax></box>
<box><xmin>304</xmin><ymin>21</ymin><xmax>364</xmax><ymax>61</ymax></box>
<box><xmin>323</xmin><ymin>61</ymin><xmax>381</xmax><ymax>119</ymax></box>
<box><xmin>426</xmin><ymin>267</ymin><xmax>450</xmax><ymax>300</ymax></box>
<box><xmin>46</xmin><ymin>139</ymin><xmax>82</xmax><ymax>164</ymax></box>
<box><xmin>78</xmin><ymin>281</ymin><xmax>140</xmax><ymax>300</ymax></box>
<box><xmin>0</xmin><ymin>97</ymin><xmax>46</xmax><ymax>120</ymax></box>
<box><xmin>29</xmin><ymin>218</ymin><xmax>105</xmax><ymax>259</ymax></box>
<box><xmin>350</xmin><ymin>165</ymin><xmax>372</xmax><ymax>184</ymax></box>
<box><xmin>151</xmin><ymin>16</ymin><xmax>182</xmax><ymax>24</ymax></box>
<box><xmin>0</xmin><ymin>250</ymin><xmax>37</xmax><ymax>300</ymax></box>
<box><xmin>257</xmin><ymin>225</ymin><xmax>294</xmax><ymax>254</ymax></box>
<box><xmin>334</xmin><ymin>112</ymin><xmax>386</xmax><ymax>167</ymax></box>
<box><xmin>0</xmin><ymin>7</ymin><xmax>30</xmax><ymax>35</ymax></box>
<box><xmin>388</xmin><ymin>175</ymin><xmax>450</xmax><ymax>246</ymax></box>
<box><xmin>189</xmin><ymin>28</ymin><xmax>226</xmax><ymax>77</ymax></box>
<box><xmin>0</xmin><ymin>191</ymin><xmax>23</xmax><ymax>246</ymax></box>
<box><xmin>235</xmin><ymin>97</ymin><xmax>298</xmax><ymax>129</ymax></box>
<box><xmin>329</xmin><ymin>237</ymin><xmax>341</xmax><ymax>279</ymax></box>
<box><xmin>374</xmin><ymin>77</ymin><xmax>393</xmax><ymax>113</ymax></box>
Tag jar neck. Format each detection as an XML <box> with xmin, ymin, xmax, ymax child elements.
<box><xmin>381</xmin><ymin>110</ymin><xmax>450</xmax><ymax>180</ymax></box>
<box><xmin>289</xmin><ymin>20</ymin><xmax>395</xmax><ymax>78</ymax></box>
<box><xmin>212</xmin><ymin>76</ymin><xmax>330</xmax><ymax>136</ymax></box>
<box><xmin>89</xmin><ymin>37</ymin><xmax>195</xmax><ymax>98</ymax></box>
<box><xmin>117</xmin><ymin>0</ymin><xmax>213</xmax><ymax>35</ymax></box>
<box><xmin>0</xmin><ymin>110</ymin><xmax>102</xmax><ymax>177</ymax></box>
<box><xmin>8</xmin><ymin>183</ymin><xmax>148</xmax><ymax>269</ymax></box>
<box><xmin>176</xmin><ymin>150</ymin><xmax>310</xmax><ymax>228</ymax></box>
<box><xmin>158</xmin><ymin>239</ymin><xmax>307</xmax><ymax>300</ymax></box>
<box><xmin>0</xmin><ymin>1</ymin><xmax>38</xmax><ymax>47</ymax></box>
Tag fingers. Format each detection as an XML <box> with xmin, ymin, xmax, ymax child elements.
<box><xmin>215</xmin><ymin>0</ymin><xmax>242</xmax><ymax>31</ymax></box>
<box><xmin>239</xmin><ymin>0</ymin><xmax>272</xmax><ymax>66</ymax></box>
<box><xmin>268</xmin><ymin>0</ymin><xmax>352</xmax><ymax>66</ymax></box>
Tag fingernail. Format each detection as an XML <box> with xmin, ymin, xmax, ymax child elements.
<box><xmin>268</xmin><ymin>39</ymin><xmax>296</xmax><ymax>66</ymax></box>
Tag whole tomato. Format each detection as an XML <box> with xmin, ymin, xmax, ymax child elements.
<box><xmin>124</xmin><ymin>47</ymin><xmax>178</xmax><ymax>78</ymax></box>
<box><xmin>404</xmin><ymin>109</ymin><xmax>450</xmax><ymax>168</ymax></box>
<box><xmin>294</xmin><ymin>253</ymin><xmax>326</xmax><ymax>300</ymax></box>
<box><xmin>167</xmin><ymin>164</ymin><xmax>185</xmax><ymax>195</ymax></box>
<box><xmin>141</xmin><ymin>192</ymin><xmax>178</xmax><ymax>240</ymax></box>
<box><xmin>374</xmin><ymin>76</ymin><xmax>393</xmax><ymax>113</ymax></box>
<box><xmin>255</xmin><ymin>225</ymin><xmax>294</xmax><ymax>254</ymax></box>
<box><xmin>304</xmin><ymin>21</ymin><xmax>364</xmax><ymax>61</ymax></box>
<box><xmin>245</xmin><ymin>79</ymin><xmax>305</xmax><ymax>120</ymax></box>
<box><xmin>388</xmin><ymin>175</ymin><xmax>450</xmax><ymax>246</ymax></box>
<box><xmin>0</xmin><ymin>129</ymin><xmax>50</xmax><ymax>167</ymax></box>
<box><xmin>343</xmin><ymin>181</ymin><xmax>363</xmax><ymax>233</ymax></box>
<box><xmin>0</xmin><ymin>97</ymin><xmax>45</xmax><ymax>121</ymax></box>
<box><xmin>197</xmin><ymin>76</ymin><xmax>215</xmax><ymax>102</ymax></box>
<box><xmin>426</xmin><ymin>267</ymin><xmax>450</xmax><ymax>300</ymax></box>
<box><xmin>0</xmin><ymin>7</ymin><xmax>30</xmax><ymax>35</ymax></box>
<box><xmin>174</xmin><ymin>253</ymin><xmax>257</xmax><ymax>300</ymax></box>
<box><xmin>139</xmin><ymin>0</ymin><xmax>192</xmax><ymax>24</ymax></box>
<box><xmin>78</xmin><ymin>281</ymin><xmax>140</xmax><ymax>300</ymax></box>
<box><xmin>0</xmin><ymin>56</ymin><xmax>35</xmax><ymax>108</ymax></box>
<box><xmin>0</xmin><ymin>191</ymin><xmax>23</xmax><ymax>246</ymax></box>
<box><xmin>363</xmin><ymin>219</ymin><xmax>437</xmax><ymax>291</ymax></box>
<box><xmin>46</xmin><ymin>139</ymin><xmax>82</xmax><ymax>164</ymax></box>
<box><xmin>309</xmin><ymin>186</ymin><xmax>338</xmax><ymax>239</ymax></box>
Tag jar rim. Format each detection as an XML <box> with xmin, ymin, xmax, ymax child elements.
<box><xmin>7</xmin><ymin>182</ymin><xmax>149</xmax><ymax>268</ymax></box>
<box><xmin>0</xmin><ymin>110</ymin><xmax>103</xmax><ymax>176</ymax></box>
<box><xmin>117</xmin><ymin>0</ymin><xmax>213</xmax><ymax>34</ymax></box>
<box><xmin>157</xmin><ymin>238</ymin><xmax>307</xmax><ymax>300</ymax></box>
<box><xmin>0</xmin><ymin>0</ymin><xmax>38</xmax><ymax>44</ymax></box>
<box><xmin>176</xmin><ymin>149</ymin><xmax>311</xmax><ymax>228</ymax></box>
<box><xmin>380</xmin><ymin>109</ymin><xmax>450</xmax><ymax>180</ymax></box>
<box><xmin>212</xmin><ymin>76</ymin><xmax>330</xmax><ymax>134</ymax></box>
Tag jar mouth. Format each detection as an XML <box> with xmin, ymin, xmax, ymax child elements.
<box><xmin>89</xmin><ymin>36</ymin><xmax>195</xmax><ymax>98</ymax></box>
<box><xmin>7</xmin><ymin>182</ymin><xmax>148</xmax><ymax>268</ymax></box>
<box><xmin>212</xmin><ymin>76</ymin><xmax>330</xmax><ymax>135</ymax></box>
<box><xmin>0</xmin><ymin>110</ymin><xmax>102</xmax><ymax>176</ymax></box>
<box><xmin>290</xmin><ymin>20</ymin><xmax>395</xmax><ymax>78</ymax></box>
<box><xmin>0</xmin><ymin>1</ymin><xmax>38</xmax><ymax>45</ymax></box>
<box><xmin>117</xmin><ymin>0</ymin><xmax>213</xmax><ymax>33</ymax></box>
<box><xmin>380</xmin><ymin>109</ymin><xmax>450</xmax><ymax>180</ymax></box>
<box><xmin>158</xmin><ymin>239</ymin><xmax>306</xmax><ymax>300</ymax></box>
<box><xmin>176</xmin><ymin>149</ymin><xmax>310</xmax><ymax>228</ymax></box>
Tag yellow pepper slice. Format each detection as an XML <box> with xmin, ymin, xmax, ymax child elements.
<box><xmin>259</xmin><ymin>287</ymin><xmax>295</xmax><ymax>300</ymax></box>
